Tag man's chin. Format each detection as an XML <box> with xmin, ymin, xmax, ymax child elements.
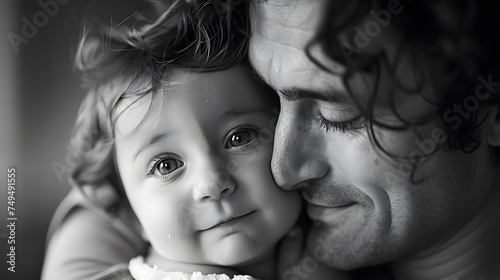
<box><xmin>305</xmin><ymin>220</ymin><xmax>388</xmax><ymax>270</ymax></box>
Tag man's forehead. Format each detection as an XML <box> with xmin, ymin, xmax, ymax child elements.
<box><xmin>250</xmin><ymin>0</ymin><xmax>346</xmax><ymax>93</ymax></box>
<box><xmin>253</xmin><ymin>0</ymin><xmax>325</xmax><ymax>29</ymax></box>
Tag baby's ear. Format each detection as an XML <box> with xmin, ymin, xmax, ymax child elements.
<box><xmin>487</xmin><ymin>105</ymin><xmax>500</xmax><ymax>146</ymax></box>
<box><xmin>81</xmin><ymin>182</ymin><xmax>119</xmax><ymax>210</ymax></box>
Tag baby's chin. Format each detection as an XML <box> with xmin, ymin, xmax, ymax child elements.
<box><xmin>206</xmin><ymin>232</ymin><xmax>273</xmax><ymax>266</ymax></box>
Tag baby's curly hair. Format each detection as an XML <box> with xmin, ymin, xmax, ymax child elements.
<box><xmin>69</xmin><ymin>0</ymin><xmax>249</xmax><ymax>208</ymax></box>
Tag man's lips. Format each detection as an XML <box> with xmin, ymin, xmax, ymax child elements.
<box><xmin>307</xmin><ymin>202</ymin><xmax>357</xmax><ymax>221</ymax></box>
<box><xmin>302</xmin><ymin>194</ymin><xmax>355</xmax><ymax>209</ymax></box>
<box><xmin>201</xmin><ymin>210</ymin><xmax>256</xmax><ymax>231</ymax></box>
<box><xmin>299</xmin><ymin>180</ymin><xmax>367</xmax><ymax>207</ymax></box>
<box><xmin>301</xmin><ymin>185</ymin><xmax>358</xmax><ymax>221</ymax></box>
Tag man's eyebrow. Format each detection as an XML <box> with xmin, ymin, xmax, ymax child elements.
<box><xmin>133</xmin><ymin>133</ymin><xmax>171</xmax><ymax>161</ymax></box>
<box><xmin>279</xmin><ymin>88</ymin><xmax>351</xmax><ymax>103</ymax></box>
<box><xmin>249</xmin><ymin>68</ymin><xmax>271</xmax><ymax>87</ymax></box>
<box><xmin>248</xmin><ymin>69</ymin><xmax>350</xmax><ymax>103</ymax></box>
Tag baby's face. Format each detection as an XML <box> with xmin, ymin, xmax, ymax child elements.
<box><xmin>114</xmin><ymin>66</ymin><xmax>301</xmax><ymax>266</ymax></box>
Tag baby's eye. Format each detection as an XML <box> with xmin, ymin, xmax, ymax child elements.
<box><xmin>150</xmin><ymin>157</ymin><xmax>184</xmax><ymax>176</ymax></box>
<box><xmin>228</xmin><ymin>131</ymin><xmax>254</xmax><ymax>147</ymax></box>
<box><xmin>224</xmin><ymin>125</ymin><xmax>260</xmax><ymax>150</ymax></box>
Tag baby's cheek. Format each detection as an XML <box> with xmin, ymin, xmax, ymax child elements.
<box><xmin>146</xmin><ymin>215</ymin><xmax>199</xmax><ymax>261</ymax></box>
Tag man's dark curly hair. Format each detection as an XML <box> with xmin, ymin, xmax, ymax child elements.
<box><xmin>69</xmin><ymin>0</ymin><xmax>250</xmax><ymax>208</ymax></box>
<box><xmin>305</xmin><ymin>0</ymin><xmax>500</xmax><ymax>172</ymax></box>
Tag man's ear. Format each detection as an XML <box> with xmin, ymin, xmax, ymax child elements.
<box><xmin>487</xmin><ymin>105</ymin><xmax>500</xmax><ymax>147</ymax></box>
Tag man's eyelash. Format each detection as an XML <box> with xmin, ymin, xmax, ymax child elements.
<box><xmin>316</xmin><ymin>114</ymin><xmax>364</xmax><ymax>133</ymax></box>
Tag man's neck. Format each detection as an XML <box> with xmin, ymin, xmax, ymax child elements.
<box><xmin>392</xmin><ymin>174</ymin><xmax>500</xmax><ymax>280</ymax></box>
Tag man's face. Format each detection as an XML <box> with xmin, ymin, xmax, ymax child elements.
<box><xmin>249</xmin><ymin>0</ymin><xmax>496</xmax><ymax>269</ymax></box>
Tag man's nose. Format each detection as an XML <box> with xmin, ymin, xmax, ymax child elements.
<box><xmin>193</xmin><ymin>163</ymin><xmax>236</xmax><ymax>202</ymax></box>
<box><xmin>271</xmin><ymin>103</ymin><xmax>329</xmax><ymax>190</ymax></box>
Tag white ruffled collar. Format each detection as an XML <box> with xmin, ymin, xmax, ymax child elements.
<box><xmin>128</xmin><ymin>256</ymin><xmax>254</xmax><ymax>280</ymax></box>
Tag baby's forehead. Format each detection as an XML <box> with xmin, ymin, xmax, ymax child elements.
<box><xmin>113</xmin><ymin>66</ymin><xmax>275</xmax><ymax>136</ymax></box>
<box><xmin>114</xmin><ymin>93</ymin><xmax>156</xmax><ymax>138</ymax></box>
<box><xmin>112</xmin><ymin>70</ymin><xmax>194</xmax><ymax>134</ymax></box>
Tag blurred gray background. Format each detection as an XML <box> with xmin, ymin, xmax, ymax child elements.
<box><xmin>0</xmin><ymin>1</ymin><xmax>149</xmax><ymax>279</ymax></box>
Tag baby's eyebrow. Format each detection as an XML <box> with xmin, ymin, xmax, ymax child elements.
<box><xmin>133</xmin><ymin>133</ymin><xmax>172</xmax><ymax>161</ymax></box>
<box><xmin>221</xmin><ymin>109</ymin><xmax>269</xmax><ymax>117</ymax></box>
<box><xmin>220</xmin><ymin>110</ymin><xmax>273</xmax><ymax>123</ymax></box>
